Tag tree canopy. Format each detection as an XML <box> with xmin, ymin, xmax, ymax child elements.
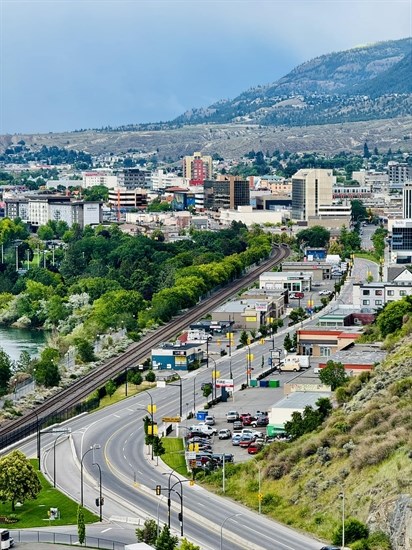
<box><xmin>0</xmin><ymin>450</ymin><xmax>41</xmax><ymax>510</ymax></box>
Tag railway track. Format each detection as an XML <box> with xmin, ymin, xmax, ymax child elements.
<box><xmin>0</xmin><ymin>244</ymin><xmax>289</xmax><ymax>448</ymax></box>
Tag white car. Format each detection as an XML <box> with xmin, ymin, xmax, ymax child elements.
<box><xmin>195</xmin><ymin>423</ymin><xmax>218</xmax><ymax>436</ymax></box>
<box><xmin>319</xmin><ymin>290</ymin><xmax>331</xmax><ymax>295</ymax></box>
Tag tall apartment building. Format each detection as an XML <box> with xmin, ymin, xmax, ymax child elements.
<box><xmin>403</xmin><ymin>182</ymin><xmax>412</xmax><ymax>219</ymax></box>
<box><xmin>183</xmin><ymin>152</ymin><xmax>213</xmax><ymax>185</ymax></box>
<box><xmin>388</xmin><ymin>161</ymin><xmax>412</xmax><ymax>191</ymax></box>
<box><xmin>117</xmin><ymin>168</ymin><xmax>151</xmax><ymax>189</ymax></box>
<box><xmin>203</xmin><ymin>175</ymin><xmax>250</xmax><ymax>210</ymax></box>
<box><xmin>108</xmin><ymin>188</ymin><xmax>148</xmax><ymax>210</ymax></box>
<box><xmin>151</xmin><ymin>169</ymin><xmax>189</xmax><ymax>191</ymax></box>
<box><xmin>291</xmin><ymin>169</ymin><xmax>335</xmax><ymax>221</ymax></box>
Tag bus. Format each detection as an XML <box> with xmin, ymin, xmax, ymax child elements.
<box><xmin>0</xmin><ymin>529</ymin><xmax>14</xmax><ymax>549</ymax></box>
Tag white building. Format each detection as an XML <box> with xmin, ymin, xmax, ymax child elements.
<box><xmin>82</xmin><ymin>171</ymin><xmax>118</xmax><ymax>189</ymax></box>
<box><xmin>219</xmin><ymin>205</ymin><xmax>286</xmax><ymax>227</ymax></box>
<box><xmin>259</xmin><ymin>271</ymin><xmax>312</xmax><ymax>292</ymax></box>
<box><xmin>151</xmin><ymin>169</ymin><xmax>189</xmax><ymax>191</ymax></box>
<box><xmin>353</xmin><ymin>276</ymin><xmax>412</xmax><ymax>312</ymax></box>
<box><xmin>291</xmin><ymin>168</ymin><xmax>335</xmax><ymax>221</ymax></box>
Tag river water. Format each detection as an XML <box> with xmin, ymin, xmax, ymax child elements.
<box><xmin>0</xmin><ymin>326</ymin><xmax>46</xmax><ymax>363</ymax></box>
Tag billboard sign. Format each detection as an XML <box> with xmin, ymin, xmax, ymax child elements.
<box><xmin>215</xmin><ymin>378</ymin><xmax>234</xmax><ymax>388</ymax></box>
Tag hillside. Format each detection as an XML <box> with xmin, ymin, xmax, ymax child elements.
<box><xmin>173</xmin><ymin>38</ymin><xmax>412</xmax><ymax>127</ymax></box>
<box><xmin>201</xmin><ymin>334</ymin><xmax>412</xmax><ymax>548</ymax></box>
<box><xmin>1</xmin><ymin>116</ymin><xmax>412</xmax><ymax>159</ymax></box>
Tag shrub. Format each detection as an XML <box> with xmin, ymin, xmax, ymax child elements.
<box><xmin>367</xmin><ymin>531</ymin><xmax>392</xmax><ymax>550</ymax></box>
<box><xmin>145</xmin><ymin>370</ymin><xmax>156</xmax><ymax>382</ymax></box>
<box><xmin>332</xmin><ymin>518</ymin><xmax>369</xmax><ymax>545</ymax></box>
<box><xmin>351</xmin><ymin>540</ymin><xmax>370</xmax><ymax>550</ymax></box>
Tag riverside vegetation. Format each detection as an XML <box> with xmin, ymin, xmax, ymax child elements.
<box><xmin>197</xmin><ymin>298</ymin><xmax>412</xmax><ymax>550</ymax></box>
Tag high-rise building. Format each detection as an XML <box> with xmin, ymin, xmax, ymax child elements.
<box><xmin>388</xmin><ymin>161</ymin><xmax>412</xmax><ymax>191</ymax></box>
<box><xmin>117</xmin><ymin>168</ymin><xmax>150</xmax><ymax>189</ymax></box>
<box><xmin>183</xmin><ymin>152</ymin><xmax>213</xmax><ymax>185</ymax></box>
<box><xmin>291</xmin><ymin>169</ymin><xmax>335</xmax><ymax>221</ymax></box>
<box><xmin>203</xmin><ymin>175</ymin><xmax>250</xmax><ymax>210</ymax></box>
<box><xmin>403</xmin><ymin>183</ymin><xmax>412</xmax><ymax>219</ymax></box>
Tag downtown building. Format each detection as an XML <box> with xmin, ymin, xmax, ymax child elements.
<box><xmin>183</xmin><ymin>152</ymin><xmax>213</xmax><ymax>185</ymax></box>
<box><xmin>203</xmin><ymin>175</ymin><xmax>250</xmax><ymax>210</ymax></box>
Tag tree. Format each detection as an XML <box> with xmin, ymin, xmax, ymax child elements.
<box><xmin>136</xmin><ymin>518</ymin><xmax>157</xmax><ymax>545</ymax></box>
<box><xmin>75</xmin><ymin>339</ymin><xmax>96</xmax><ymax>363</ymax></box>
<box><xmin>180</xmin><ymin>539</ymin><xmax>200</xmax><ymax>550</ymax></box>
<box><xmin>155</xmin><ymin>524</ymin><xmax>179</xmax><ymax>550</ymax></box>
<box><xmin>333</xmin><ymin>517</ymin><xmax>369</xmax><ymax>545</ymax></box>
<box><xmin>130</xmin><ymin>371</ymin><xmax>143</xmax><ymax>386</ymax></box>
<box><xmin>239</xmin><ymin>330</ymin><xmax>249</xmax><ymax>346</ymax></box>
<box><xmin>145</xmin><ymin>370</ymin><xmax>156</xmax><ymax>382</ymax></box>
<box><xmin>202</xmin><ymin>383</ymin><xmax>212</xmax><ymax>399</ymax></box>
<box><xmin>0</xmin><ymin>347</ymin><xmax>13</xmax><ymax>394</ymax></box>
<box><xmin>283</xmin><ymin>333</ymin><xmax>293</xmax><ymax>353</ymax></box>
<box><xmin>0</xmin><ymin>450</ymin><xmax>41</xmax><ymax>511</ymax></box>
<box><xmin>377</xmin><ymin>297</ymin><xmax>412</xmax><ymax>338</ymax></box>
<box><xmin>152</xmin><ymin>436</ymin><xmax>165</xmax><ymax>457</ymax></box>
<box><xmin>77</xmin><ymin>505</ymin><xmax>86</xmax><ymax>545</ymax></box>
<box><xmin>105</xmin><ymin>379</ymin><xmax>116</xmax><ymax>398</ymax></box>
<box><xmin>296</xmin><ymin>226</ymin><xmax>330</xmax><ymax>248</ymax></box>
<box><xmin>319</xmin><ymin>360</ymin><xmax>348</xmax><ymax>390</ymax></box>
<box><xmin>32</xmin><ymin>347</ymin><xmax>61</xmax><ymax>388</ymax></box>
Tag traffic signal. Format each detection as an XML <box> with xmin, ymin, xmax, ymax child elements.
<box><xmin>156</xmin><ymin>485</ymin><xmax>162</xmax><ymax>496</ymax></box>
<box><xmin>95</xmin><ymin>498</ymin><xmax>99</xmax><ymax>507</ymax></box>
<box><xmin>178</xmin><ymin>512</ymin><xmax>183</xmax><ymax>522</ymax></box>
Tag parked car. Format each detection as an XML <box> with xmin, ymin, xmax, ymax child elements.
<box><xmin>232</xmin><ymin>434</ymin><xmax>242</xmax><ymax>446</ymax></box>
<box><xmin>204</xmin><ymin>415</ymin><xmax>215</xmax><ymax>426</ymax></box>
<box><xmin>251</xmin><ymin>416</ymin><xmax>269</xmax><ymax>427</ymax></box>
<box><xmin>289</xmin><ymin>291</ymin><xmax>304</xmax><ymax>299</ymax></box>
<box><xmin>233</xmin><ymin>420</ymin><xmax>243</xmax><ymax>432</ymax></box>
<box><xmin>319</xmin><ymin>290</ymin><xmax>331</xmax><ymax>295</ymax></box>
<box><xmin>226</xmin><ymin>411</ymin><xmax>239</xmax><ymax>423</ymax></box>
<box><xmin>218</xmin><ymin>429</ymin><xmax>232</xmax><ymax>440</ymax></box>
<box><xmin>239</xmin><ymin>434</ymin><xmax>254</xmax><ymax>448</ymax></box>
<box><xmin>197</xmin><ymin>424</ymin><xmax>217</xmax><ymax>436</ymax></box>
<box><xmin>212</xmin><ymin>453</ymin><xmax>234</xmax><ymax>464</ymax></box>
<box><xmin>320</xmin><ymin>547</ymin><xmax>340</xmax><ymax>550</ymax></box>
<box><xmin>188</xmin><ymin>430</ymin><xmax>211</xmax><ymax>440</ymax></box>
<box><xmin>241</xmin><ymin>428</ymin><xmax>261</xmax><ymax>438</ymax></box>
<box><xmin>248</xmin><ymin>442</ymin><xmax>263</xmax><ymax>455</ymax></box>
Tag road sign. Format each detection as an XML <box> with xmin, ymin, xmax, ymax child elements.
<box><xmin>258</xmin><ymin>493</ymin><xmax>263</xmax><ymax>501</ymax></box>
<box><xmin>162</xmin><ymin>416</ymin><xmax>181</xmax><ymax>423</ymax></box>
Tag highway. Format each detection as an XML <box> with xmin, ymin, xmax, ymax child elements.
<box><xmin>15</xmin><ymin>258</ymin><xmax>372</xmax><ymax>550</ymax></box>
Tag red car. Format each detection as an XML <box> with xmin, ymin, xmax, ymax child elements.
<box><xmin>240</xmin><ymin>413</ymin><xmax>254</xmax><ymax>426</ymax></box>
<box><xmin>248</xmin><ymin>442</ymin><xmax>263</xmax><ymax>455</ymax></box>
<box><xmin>239</xmin><ymin>434</ymin><xmax>254</xmax><ymax>448</ymax></box>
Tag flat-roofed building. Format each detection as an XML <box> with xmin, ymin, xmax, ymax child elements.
<box><xmin>292</xmin><ymin>168</ymin><xmax>335</xmax><ymax>221</ymax></box>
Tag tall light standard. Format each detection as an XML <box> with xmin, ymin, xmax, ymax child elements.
<box><xmin>246</xmin><ymin>345</ymin><xmax>253</xmax><ymax>387</ymax></box>
<box><xmin>208</xmin><ymin>357</ymin><xmax>218</xmax><ymax>400</ymax></box>
<box><xmin>32</xmin><ymin>412</ymin><xmax>42</xmax><ymax>470</ymax></box>
<box><xmin>81</xmin><ymin>444</ymin><xmax>101</xmax><ymax>506</ymax></box>
<box><xmin>340</xmin><ymin>487</ymin><xmax>345</xmax><ymax>550</ymax></box>
<box><xmin>169</xmin><ymin>373</ymin><xmax>182</xmax><ymax>417</ymax></box>
<box><xmin>143</xmin><ymin>389</ymin><xmax>156</xmax><ymax>460</ymax></box>
<box><xmin>220</xmin><ymin>512</ymin><xmax>241</xmax><ymax>550</ymax></box>
<box><xmin>92</xmin><ymin>462</ymin><xmax>103</xmax><ymax>522</ymax></box>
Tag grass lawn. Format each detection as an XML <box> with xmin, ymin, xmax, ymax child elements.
<box><xmin>0</xmin><ymin>461</ymin><xmax>98</xmax><ymax>529</ymax></box>
<box><xmin>354</xmin><ymin>252</ymin><xmax>378</xmax><ymax>263</ymax></box>
<box><xmin>98</xmin><ymin>381</ymin><xmax>155</xmax><ymax>409</ymax></box>
<box><xmin>162</xmin><ymin>437</ymin><xmax>189</xmax><ymax>476</ymax></box>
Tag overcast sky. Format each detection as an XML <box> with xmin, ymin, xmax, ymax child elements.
<box><xmin>1</xmin><ymin>0</ymin><xmax>411</xmax><ymax>134</ymax></box>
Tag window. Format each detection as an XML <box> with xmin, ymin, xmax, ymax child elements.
<box><xmin>375</xmin><ymin>300</ymin><xmax>383</xmax><ymax>306</ymax></box>
<box><xmin>363</xmin><ymin>290</ymin><xmax>370</xmax><ymax>296</ymax></box>
<box><xmin>320</xmin><ymin>346</ymin><xmax>331</xmax><ymax>357</ymax></box>
<box><xmin>363</xmin><ymin>300</ymin><xmax>370</xmax><ymax>305</ymax></box>
<box><xmin>400</xmin><ymin>290</ymin><xmax>407</xmax><ymax>296</ymax></box>
<box><xmin>375</xmin><ymin>290</ymin><xmax>383</xmax><ymax>296</ymax></box>
<box><xmin>387</xmin><ymin>290</ymin><xmax>394</xmax><ymax>296</ymax></box>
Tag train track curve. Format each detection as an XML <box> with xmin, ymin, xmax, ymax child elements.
<box><xmin>0</xmin><ymin>244</ymin><xmax>289</xmax><ymax>448</ymax></box>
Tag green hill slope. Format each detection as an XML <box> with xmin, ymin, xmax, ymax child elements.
<box><xmin>201</xmin><ymin>328</ymin><xmax>412</xmax><ymax>547</ymax></box>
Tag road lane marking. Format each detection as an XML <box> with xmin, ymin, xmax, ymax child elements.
<box><xmin>100</xmin><ymin>528</ymin><xmax>112</xmax><ymax>533</ymax></box>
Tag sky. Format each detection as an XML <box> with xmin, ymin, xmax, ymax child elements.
<box><xmin>1</xmin><ymin>0</ymin><xmax>411</xmax><ymax>134</ymax></box>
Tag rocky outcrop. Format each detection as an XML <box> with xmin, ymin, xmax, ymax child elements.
<box><xmin>368</xmin><ymin>495</ymin><xmax>412</xmax><ymax>550</ymax></box>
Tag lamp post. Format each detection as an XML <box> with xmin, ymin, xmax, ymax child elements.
<box><xmin>246</xmin><ymin>345</ymin><xmax>253</xmax><ymax>387</ymax></box>
<box><xmin>169</xmin><ymin>373</ymin><xmax>182</xmax><ymax>417</ymax></box>
<box><xmin>32</xmin><ymin>412</ymin><xmax>42</xmax><ymax>470</ymax></box>
<box><xmin>93</xmin><ymin>462</ymin><xmax>103</xmax><ymax>522</ymax></box>
<box><xmin>340</xmin><ymin>487</ymin><xmax>345</xmax><ymax>550</ymax></box>
<box><xmin>81</xmin><ymin>444</ymin><xmax>101</xmax><ymax>506</ymax></box>
<box><xmin>208</xmin><ymin>356</ymin><xmax>218</xmax><ymax>400</ymax></box>
<box><xmin>220</xmin><ymin>512</ymin><xmax>241</xmax><ymax>550</ymax></box>
<box><xmin>143</xmin><ymin>389</ymin><xmax>156</xmax><ymax>460</ymax></box>
<box><xmin>163</xmin><ymin>470</ymin><xmax>184</xmax><ymax>535</ymax></box>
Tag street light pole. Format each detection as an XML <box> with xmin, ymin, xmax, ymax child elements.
<box><xmin>220</xmin><ymin>513</ymin><xmax>241</xmax><ymax>550</ymax></box>
<box><xmin>169</xmin><ymin>373</ymin><xmax>182</xmax><ymax>417</ymax></box>
<box><xmin>341</xmin><ymin>487</ymin><xmax>345</xmax><ymax>550</ymax></box>
<box><xmin>93</xmin><ymin>462</ymin><xmax>103</xmax><ymax>522</ymax></box>
<box><xmin>80</xmin><ymin>444</ymin><xmax>101</xmax><ymax>507</ymax></box>
<box><xmin>32</xmin><ymin>412</ymin><xmax>41</xmax><ymax>471</ymax></box>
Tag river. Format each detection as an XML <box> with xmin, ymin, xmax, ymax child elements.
<box><xmin>0</xmin><ymin>326</ymin><xmax>46</xmax><ymax>363</ymax></box>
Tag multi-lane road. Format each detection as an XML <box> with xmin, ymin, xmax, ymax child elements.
<box><xmin>14</xmin><ymin>257</ymin><xmax>377</xmax><ymax>550</ymax></box>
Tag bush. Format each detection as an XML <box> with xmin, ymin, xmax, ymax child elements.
<box><xmin>367</xmin><ymin>531</ymin><xmax>392</xmax><ymax>550</ymax></box>
<box><xmin>332</xmin><ymin>518</ymin><xmax>369</xmax><ymax>545</ymax></box>
<box><xmin>351</xmin><ymin>539</ymin><xmax>370</xmax><ymax>550</ymax></box>
<box><xmin>145</xmin><ymin>370</ymin><xmax>156</xmax><ymax>382</ymax></box>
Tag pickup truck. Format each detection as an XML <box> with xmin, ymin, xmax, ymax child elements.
<box><xmin>226</xmin><ymin>411</ymin><xmax>239</xmax><ymax>423</ymax></box>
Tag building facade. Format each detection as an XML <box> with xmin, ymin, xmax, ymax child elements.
<box><xmin>183</xmin><ymin>152</ymin><xmax>213</xmax><ymax>185</ymax></box>
<box><xmin>117</xmin><ymin>168</ymin><xmax>151</xmax><ymax>189</ymax></box>
<box><xmin>203</xmin><ymin>175</ymin><xmax>250</xmax><ymax>210</ymax></box>
<box><xmin>108</xmin><ymin>188</ymin><xmax>148</xmax><ymax>210</ymax></box>
<box><xmin>291</xmin><ymin>168</ymin><xmax>335</xmax><ymax>221</ymax></box>
<box><xmin>353</xmin><ymin>279</ymin><xmax>412</xmax><ymax>312</ymax></box>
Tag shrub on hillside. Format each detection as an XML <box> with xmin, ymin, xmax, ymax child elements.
<box><xmin>332</xmin><ymin>517</ymin><xmax>369</xmax><ymax>545</ymax></box>
<box><xmin>350</xmin><ymin>431</ymin><xmax>405</xmax><ymax>469</ymax></box>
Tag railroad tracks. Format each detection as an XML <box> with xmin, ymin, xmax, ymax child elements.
<box><xmin>0</xmin><ymin>244</ymin><xmax>289</xmax><ymax>448</ymax></box>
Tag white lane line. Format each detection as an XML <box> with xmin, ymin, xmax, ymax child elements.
<box><xmin>100</xmin><ymin>528</ymin><xmax>112</xmax><ymax>533</ymax></box>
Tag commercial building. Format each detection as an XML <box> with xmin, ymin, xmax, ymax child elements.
<box><xmin>318</xmin><ymin>343</ymin><xmax>386</xmax><ymax>374</ymax></box>
<box><xmin>82</xmin><ymin>171</ymin><xmax>118</xmax><ymax>189</ymax></box>
<box><xmin>353</xmin><ymin>278</ymin><xmax>412</xmax><ymax>312</ymax></box>
<box><xmin>219</xmin><ymin>205</ymin><xmax>284</xmax><ymax>227</ymax></box>
<box><xmin>403</xmin><ymin>182</ymin><xmax>412</xmax><ymax>219</ymax></box>
<box><xmin>259</xmin><ymin>271</ymin><xmax>312</xmax><ymax>292</ymax></box>
<box><xmin>183</xmin><ymin>152</ymin><xmax>213</xmax><ymax>185</ymax></box>
<box><xmin>108</xmin><ymin>188</ymin><xmax>148</xmax><ymax>210</ymax></box>
<box><xmin>117</xmin><ymin>168</ymin><xmax>151</xmax><ymax>189</ymax></box>
<box><xmin>391</xmin><ymin>219</ymin><xmax>412</xmax><ymax>263</ymax></box>
<box><xmin>151</xmin><ymin>169</ymin><xmax>189</xmax><ymax>191</ymax></box>
<box><xmin>151</xmin><ymin>342</ymin><xmax>204</xmax><ymax>371</ymax></box>
<box><xmin>5</xmin><ymin>195</ymin><xmax>102</xmax><ymax>228</ymax></box>
<box><xmin>203</xmin><ymin>175</ymin><xmax>250</xmax><ymax>210</ymax></box>
<box><xmin>291</xmin><ymin>168</ymin><xmax>335</xmax><ymax>221</ymax></box>
<box><xmin>297</xmin><ymin>326</ymin><xmax>363</xmax><ymax>357</ymax></box>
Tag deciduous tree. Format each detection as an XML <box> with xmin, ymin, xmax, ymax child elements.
<box><xmin>0</xmin><ymin>450</ymin><xmax>41</xmax><ymax>510</ymax></box>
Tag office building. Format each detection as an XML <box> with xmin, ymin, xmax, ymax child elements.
<box><xmin>391</xmin><ymin>219</ymin><xmax>412</xmax><ymax>263</ymax></box>
<box><xmin>117</xmin><ymin>168</ymin><xmax>151</xmax><ymax>189</ymax></box>
<box><xmin>183</xmin><ymin>152</ymin><xmax>213</xmax><ymax>185</ymax></box>
<box><xmin>291</xmin><ymin>169</ymin><xmax>335</xmax><ymax>221</ymax></box>
<box><xmin>108</xmin><ymin>187</ymin><xmax>148</xmax><ymax>210</ymax></box>
<box><xmin>388</xmin><ymin>162</ymin><xmax>412</xmax><ymax>191</ymax></box>
<box><xmin>403</xmin><ymin>183</ymin><xmax>412</xmax><ymax>219</ymax></box>
<box><xmin>203</xmin><ymin>175</ymin><xmax>250</xmax><ymax>210</ymax></box>
<box><xmin>82</xmin><ymin>171</ymin><xmax>118</xmax><ymax>189</ymax></box>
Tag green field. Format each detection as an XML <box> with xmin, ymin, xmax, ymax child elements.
<box><xmin>0</xmin><ymin>461</ymin><xmax>98</xmax><ymax>529</ymax></box>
